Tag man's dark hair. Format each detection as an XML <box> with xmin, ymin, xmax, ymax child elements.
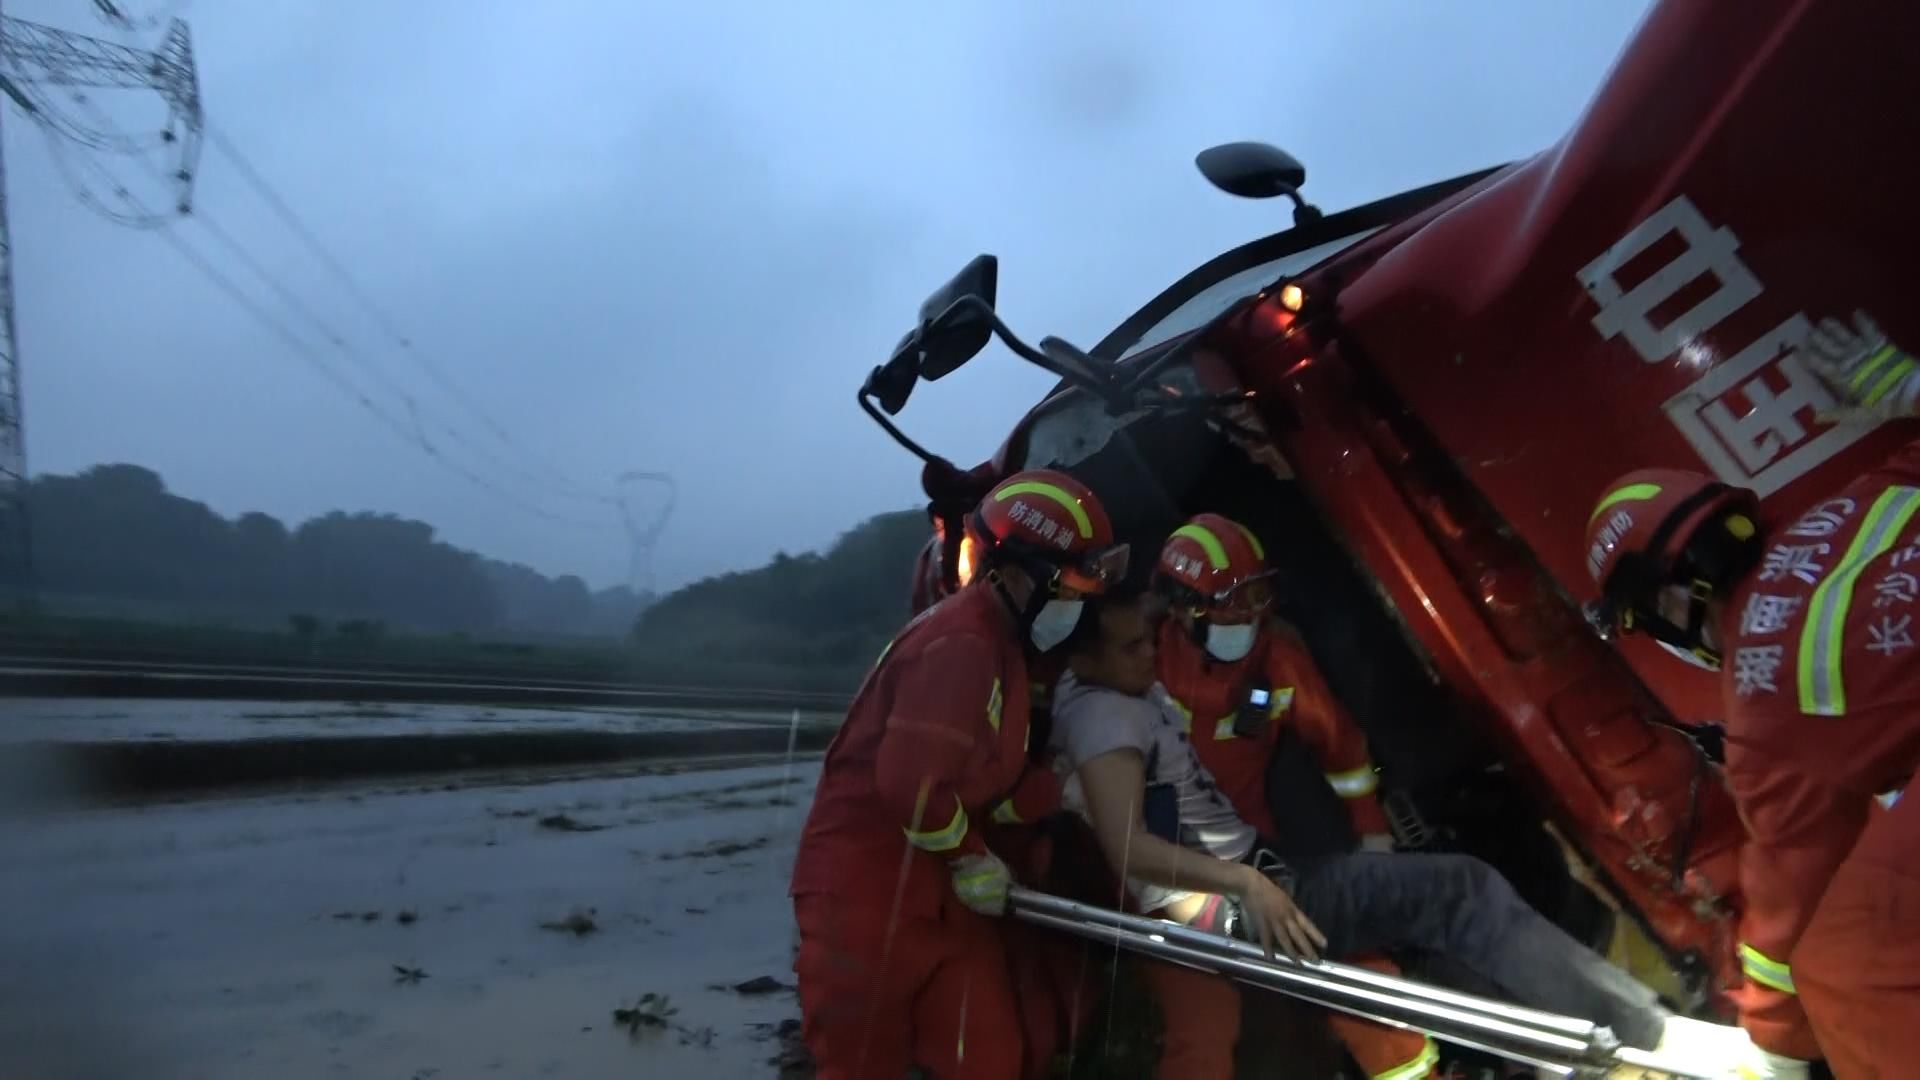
<box><xmin>1061</xmin><ymin>582</ymin><xmax>1149</xmax><ymax>658</ymax></box>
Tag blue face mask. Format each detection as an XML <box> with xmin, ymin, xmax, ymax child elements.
<box><xmin>1029</xmin><ymin>599</ymin><xmax>1085</xmax><ymax>653</ymax></box>
<box><xmin>1205</xmin><ymin>622</ymin><xmax>1258</xmax><ymax>663</ymax></box>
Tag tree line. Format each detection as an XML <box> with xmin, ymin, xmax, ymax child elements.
<box><xmin>24</xmin><ymin>464</ymin><xmax>648</xmax><ymax>638</ymax></box>
<box><xmin>20</xmin><ymin>464</ymin><xmax>934</xmax><ymax>670</ymax></box>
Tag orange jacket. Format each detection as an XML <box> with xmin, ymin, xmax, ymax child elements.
<box><xmin>792</xmin><ymin>584</ymin><xmax>1060</xmax><ymax>917</ymax></box>
<box><xmin>1156</xmin><ymin>618</ymin><xmax>1388</xmax><ymax>841</ymax></box>
<box><xmin>1718</xmin><ymin>439</ymin><xmax>1920</xmax><ymax>1060</ymax></box>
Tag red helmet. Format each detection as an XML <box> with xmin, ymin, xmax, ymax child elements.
<box><xmin>1583</xmin><ymin>468</ymin><xmax>1761</xmax><ymax>657</ymax></box>
<box><xmin>969</xmin><ymin>469</ymin><xmax>1128</xmax><ymax>596</ymax></box>
<box><xmin>1156</xmin><ymin>513</ymin><xmax>1275</xmax><ymax>621</ymax></box>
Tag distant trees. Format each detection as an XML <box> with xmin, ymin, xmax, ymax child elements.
<box><xmin>24</xmin><ymin>464</ymin><xmax>649</xmax><ymax>638</ymax></box>
<box><xmin>631</xmin><ymin>509</ymin><xmax>928</xmax><ymax>670</ymax></box>
<box><xmin>22</xmin><ymin>462</ymin><xmax>932</xmax><ymax>663</ymax></box>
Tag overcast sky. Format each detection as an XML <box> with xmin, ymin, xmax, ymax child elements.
<box><xmin>8</xmin><ymin>0</ymin><xmax>1653</xmax><ymax>591</ymax></box>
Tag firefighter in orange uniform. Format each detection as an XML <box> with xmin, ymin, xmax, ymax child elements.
<box><xmin>1583</xmin><ymin>308</ymin><xmax>1920</xmax><ymax>1080</ymax></box>
<box><xmin>1149</xmin><ymin>513</ymin><xmax>1441</xmax><ymax>1080</ymax></box>
<box><xmin>790</xmin><ymin>468</ymin><xmax>1130</xmax><ymax>1080</ymax></box>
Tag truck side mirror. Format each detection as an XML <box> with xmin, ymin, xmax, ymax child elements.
<box><xmin>913</xmin><ymin>254</ymin><xmax>1000</xmax><ymax>381</ymax></box>
<box><xmin>1197</xmin><ymin>142</ymin><xmax>1323</xmax><ymax>225</ymax></box>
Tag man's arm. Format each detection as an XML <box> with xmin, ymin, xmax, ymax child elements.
<box><xmin>871</xmin><ymin>633</ymin><xmax>1001</xmax><ymax>861</ymax></box>
<box><xmin>1077</xmin><ymin>747</ymin><xmax>1325</xmax><ymax>958</ymax></box>
<box><xmin>1076</xmin><ymin>748</ymin><xmax>1256</xmax><ymax>898</ymax></box>
<box><xmin>1269</xmin><ymin>623</ymin><xmax>1391</xmax><ymax>840</ymax></box>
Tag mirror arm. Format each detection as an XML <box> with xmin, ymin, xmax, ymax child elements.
<box><xmin>859</xmin><ymin>388</ymin><xmax>946</xmax><ymax>467</ymax></box>
<box><xmin>931</xmin><ymin>295</ymin><xmax>1136</xmax><ymax>410</ymax></box>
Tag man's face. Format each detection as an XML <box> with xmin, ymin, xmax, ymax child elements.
<box><xmin>1070</xmin><ymin>598</ymin><xmax>1159</xmax><ymax>696</ymax></box>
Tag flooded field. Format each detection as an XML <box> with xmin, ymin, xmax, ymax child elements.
<box><xmin>0</xmin><ymin>697</ymin><xmax>834</xmax><ymax>744</ymax></box>
<box><xmin>0</xmin><ymin>759</ymin><xmax>822</xmax><ymax>1080</ymax></box>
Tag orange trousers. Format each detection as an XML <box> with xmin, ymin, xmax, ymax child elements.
<box><xmin>793</xmin><ymin>894</ymin><xmax>1024</xmax><ymax>1080</ymax></box>
<box><xmin>1796</xmin><ymin>792</ymin><xmax>1918</xmax><ymax>1079</ymax></box>
<box><xmin>1142</xmin><ymin>954</ymin><xmax>1436</xmax><ymax>1080</ymax></box>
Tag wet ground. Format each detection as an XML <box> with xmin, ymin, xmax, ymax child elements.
<box><xmin>0</xmin><ymin>697</ymin><xmax>836</xmax><ymax>743</ymax></box>
<box><xmin>0</xmin><ymin>758</ymin><xmax>823</xmax><ymax>1080</ymax></box>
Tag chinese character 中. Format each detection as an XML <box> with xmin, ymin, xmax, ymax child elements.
<box><xmin>1875</xmin><ymin>572</ymin><xmax>1919</xmax><ymax>609</ymax></box>
<box><xmin>1740</xmin><ymin>593</ymin><xmax>1801</xmax><ymax>637</ymax></box>
<box><xmin>1732</xmin><ymin>645</ymin><xmax>1785</xmax><ymax>697</ymax></box>
<box><xmin>1867</xmin><ymin>614</ymin><xmax>1915</xmax><ymax>657</ymax></box>
<box><xmin>1758</xmin><ymin>543</ymin><xmax>1830</xmax><ymax>586</ymax></box>
<box><xmin>1785</xmin><ymin>498</ymin><xmax>1857</xmax><ymax>539</ymax></box>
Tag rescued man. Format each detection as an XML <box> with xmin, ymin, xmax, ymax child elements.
<box><xmin>1047</xmin><ymin>584</ymin><xmax>1748</xmax><ymax>1080</ymax></box>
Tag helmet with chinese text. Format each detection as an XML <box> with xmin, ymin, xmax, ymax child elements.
<box><xmin>1154</xmin><ymin>513</ymin><xmax>1277</xmax><ymax>662</ymax></box>
<box><xmin>968</xmin><ymin>469</ymin><xmax>1130</xmax><ymax>652</ymax></box>
<box><xmin>1582</xmin><ymin>468</ymin><xmax>1762</xmax><ymax>666</ymax></box>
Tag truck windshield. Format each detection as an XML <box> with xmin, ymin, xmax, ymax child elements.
<box><xmin>1114</xmin><ymin>229</ymin><xmax>1381</xmax><ymax>361</ymax></box>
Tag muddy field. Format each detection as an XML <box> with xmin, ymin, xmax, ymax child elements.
<box><xmin>0</xmin><ymin>758</ymin><xmax>822</xmax><ymax>1080</ymax></box>
<box><xmin>0</xmin><ymin>697</ymin><xmax>833</xmax><ymax>743</ymax></box>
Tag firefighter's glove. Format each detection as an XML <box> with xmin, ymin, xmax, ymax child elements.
<box><xmin>1359</xmin><ymin>833</ymin><xmax>1396</xmax><ymax>854</ymax></box>
<box><xmin>1802</xmin><ymin>310</ymin><xmax>1920</xmax><ymax>423</ymax></box>
<box><xmin>1737</xmin><ymin>1046</ymin><xmax>1811</xmax><ymax>1080</ymax></box>
<box><xmin>949</xmin><ymin>851</ymin><xmax>1012</xmax><ymax>916</ymax></box>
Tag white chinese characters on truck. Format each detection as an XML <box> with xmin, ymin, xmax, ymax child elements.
<box><xmin>1579</xmin><ymin>195</ymin><xmax>1874</xmax><ymax>497</ymax></box>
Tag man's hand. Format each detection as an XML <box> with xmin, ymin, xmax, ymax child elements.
<box><xmin>949</xmin><ymin>851</ymin><xmax>1012</xmax><ymax>916</ymax></box>
<box><xmin>1800</xmin><ymin>310</ymin><xmax>1920</xmax><ymax>423</ymax></box>
<box><xmin>1235</xmin><ymin>863</ymin><xmax>1327</xmax><ymax>962</ymax></box>
<box><xmin>1359</xmin><ymin>833</ymin><xmax>1396</xmax><ymax>854</ymax></box>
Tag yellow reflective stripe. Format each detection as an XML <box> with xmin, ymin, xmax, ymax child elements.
<box><xmin>1589</xmin><ymin>482</ymin><xmax>1663</xmax><ymax>524</ymax></box>
<box><xmin>1326</xmin><ymin>764</ymin><xmax>1380</xmax><ymax>798</ymax></box>
<box><xmin>1864</xmin><ymin>357</ymin><xmax>1919</xmax><ymax>406</ymax></box>
<box><xmin>990</xmin><ymin>799</ymin><xmax>1024</xmax><ymax>825</ymax></box>
<box><xmin>1739</xmin><ymin>943</ymin><xmax>1797</xmax><ymax>994</ymax></box>
<box><xmin>1371</xmin><ymin>1036</ymin><xmax>1440</xmax><ymax>1080</ymax></box>
<box><xmin>1798</xmin><ymin>486</ymin><xmax>1920</xmax><ymax>715</ymax></box>
<box><xmin>904</xmin><ymin>803</ymin><xmax>969</xmax><ymax>853</ymax></box>
<box><xmin>1213</xmin><ymin>713</ymin><xmax>1237</xmax><ymax>740</ymax></box>
<box><xmin>1848</xmin><ymin>343</ymin><xmax>1902</xmax><ymax>392</ymax></box>
<box><xmin>1171</xmin><ymin>523</ymin><xmax>1231</xmax><ymax>569</ymax></box>
<box><xmin>874</xmin><ymin>640</ymin><xmax>894</xmax><ymax>667</ymax></box>
<box><xmin>1270</xmin><ymin>686</ymin><xmax>1295</xmax><ymax>718</ymax></box>
<box><xmin>994</xmin><ymin>481</ymin><xmax>1093</xmax><ymax>539</ymax></box>
<box><xmin>1231</xmin><ymin>522</ymin><xmax>1266</xmax><ymax>561</ymax></box>
<box><xmin>986</xmin><ymin>678</ymin><xmax>1003</xmax><ymax>733</ymax></box>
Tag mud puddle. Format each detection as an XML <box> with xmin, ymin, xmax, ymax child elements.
<box><xmin>0</xmin><ymin>760</ymin><xmax>822</xmax><ymax>1079</ymax></box>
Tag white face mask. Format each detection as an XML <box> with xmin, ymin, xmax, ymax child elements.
<box><xmin>1656</xmin><ymin>640</ymin><xmax>1721</xmax><ymax>672</ymax></box>
<box><xmin>1205</xmin><ymin>622</ymin><xmax>1258</xmax><ymax>663</ymax></box>
<box><xmin>1029</xmin><ymin>598</ymin><xmax>1085</xmax><ymax>653</ymax></box>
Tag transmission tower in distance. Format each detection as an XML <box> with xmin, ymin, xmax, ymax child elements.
<box><xmin>616</xmin><ymin>470</ymin><xmax>676</xmax><ymax>597</ymax></box>
<box><xmin>0</xmin><ymin>10</ymin><xmax>202</xmax><ymax>602</ymax></box>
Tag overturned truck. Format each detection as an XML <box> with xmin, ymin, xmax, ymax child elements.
<box><xmin>858</xmin><ymin>0</ymin><xmax>1919</xmax><ymax>1042</ymax></box>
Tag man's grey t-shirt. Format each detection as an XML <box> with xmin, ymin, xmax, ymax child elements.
<box><xmin>1049</xmin><ymin>670</ymin><xmax>1258</xmax><ymax>912</ymax></box>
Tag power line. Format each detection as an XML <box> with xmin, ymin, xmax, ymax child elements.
<box><xmin>56</xmin><ymin>148</ymin><xmax>615</xmax><ymax>532</ymax></box>
<box><xmin>61</xmin><ymin>89</ymin><xmax>620</xmax><ymax>512</ymax></box>
<box><xmin>203</xmin><ymin>124</ymin><xmax>606</xmax><ymax>500</ymax></box>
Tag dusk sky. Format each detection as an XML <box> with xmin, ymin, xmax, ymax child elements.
<box><xmin>9</xmin><ymin>0</ymin><xmax>1653</xmax><ymax>589</ymax></box>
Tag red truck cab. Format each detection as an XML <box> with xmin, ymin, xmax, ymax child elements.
<box><xmin>872</xmin><ymin>0</ymin><xmax>1920</xmax><ymax>1013</ymax></box>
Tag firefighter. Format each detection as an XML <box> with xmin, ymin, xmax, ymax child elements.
<box><xmin>789</xmin><ymin>468</ymin><xmax>1130</xmax><ymax>1080</ymax></box>
<box><xmin>1151</xmin><ymin>513</ymin><xmax>1441</xmax><ymax>1080</ymax></box>
<box><xmin>1582</xmin><ymin>312</ymin><xmax>1920</xmax><ymax>1080</ymax></box>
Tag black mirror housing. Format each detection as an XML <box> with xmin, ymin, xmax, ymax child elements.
<box><xmin>1196</xmin><ymin>142</ymin><xmax>1308</xmax><ymax>199</ymax></box>
<box><xmin>914</xmin><ymin>255</ymin><xmax>999</xmax><ymax>381</ymax></box>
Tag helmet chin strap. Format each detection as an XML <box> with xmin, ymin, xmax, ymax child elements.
<box><xmin>1628</xmin><ymin>579</ymin><xmax>1723</xmax><ymax>668</ymax></box>
<box><xmin>989</xmin><ymin>557</ymin><xmax>1062</xmax><ymax>650</ymax></box>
